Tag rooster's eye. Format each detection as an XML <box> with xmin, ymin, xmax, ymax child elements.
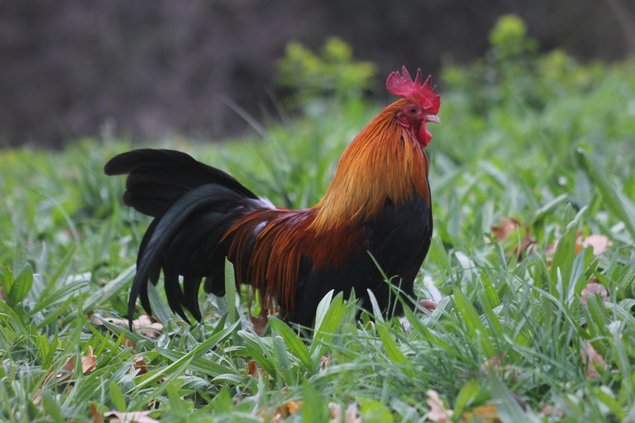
<box><xmin>409</xmin><ymin>106</ymin><xmax>418</xmax><ymax>114</ymax></box>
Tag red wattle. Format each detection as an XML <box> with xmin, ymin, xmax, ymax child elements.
<box><xmin>418</xmin><ymin>123</ymin><xmax>432</xmax><ymax>147</ymax></box>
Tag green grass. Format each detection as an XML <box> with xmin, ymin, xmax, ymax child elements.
<box><xmin>1</xmin><ymin>54</ymin><xmax>635</xmax><ymax>421</ymax></box>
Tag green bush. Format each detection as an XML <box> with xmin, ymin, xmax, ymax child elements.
<box><xmin>276</xmin><ymin>37</ymin><xmax>376</xmax><ymax>108</ymax></box>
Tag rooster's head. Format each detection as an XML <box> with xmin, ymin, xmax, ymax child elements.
<box><xmin>386</xmin><ymin>66</ymin><xmax>441</xmax><ymax>147</ymax></box>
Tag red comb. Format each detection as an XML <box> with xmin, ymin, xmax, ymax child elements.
<box><xmin>386</xmin><ymin>66</ymin><xmax>440</xmax><ymax>113</ymax></box>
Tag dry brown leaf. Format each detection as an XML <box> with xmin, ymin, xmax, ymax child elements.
<box><xmin>250</xmin><ymin>307</ymin><xmax>269</xmax><ymax>336</ymax></box>
<box><xmin>286</xmin><ymin>400</ymin><xmax>301</xmax><ymax>413</ymax></box>
<box><xmin>581</xmin><ymin>341</ymin><xmax>608</xmax><ymax>380</ymax></box>
<box><xmin>481</xmin><ymin>353</ymin><xmax>505</xmax><ymax>374</ymax></box>
<box><xmin>580</xmin><ymin>234</ymin><xmax>612</xmax><ymax>256</ymax></box>
<box><xmin>491</xmin><ymin>217</ymin><xmax>521</xmax><ymax>241</ymax></box>
<box><xmin>273</xmin><ymin>400</ymin><xmax>303</xmax><ymax>420</ymax></box>
<box><xmin>246</xmin><ymin>359</ymin><xmax>265</xmax><ymax>378</ymax></box>
<box><xmin>82</xmin><ymin>346</ymin><xmax>97</xmax><ymax>374</ymax></box>
<box><xmin>345</xmin><ymin>403</ymin><xmax>361</xmax><ymax>423</ymax></box>
<box><xmin>461</xmin><ymin>404</ymin><xmax>500</xmax><ymax>423</ymax></box>
<box><xmin>491</xmin><ymin>217</ymin><xmax>536</xmax><ymax>260</ymax></box>
<box><xmin>540</xmin><ymin>404</ymin><xmax>564</xmax><ymax>418</ymax></box>
<box><xmin>56</xmin><ymin>347</ymin><xmax>97</xmax><ymax>383</ymax></box>
<box><xmin>425</xmin><ymin>390</ymin><xmax>454</xmax><ymax>423</ymax></box>
<box><xmin>121</xmin><ymin>337</ymin><xmax>137</xmax><ymax>351</ymax></box>
<box><xmin>95</xmin><ymin>315</ymin><xmax>163</xmax><ymax>338</ymax></box>
<box><xmin>319</xmin><ymin>355</ymin><xmax>330</xmax><ymax>372</ymax></box>
<box><xmin>329</xmin><ymin>402</ymin><xmax>361</xmax><ymax>423</ymax></box>
<box><xmin>90</xmin><ymin>403</ymin><xmax>104</xmax><ymax>423</ymax></box>
<box><xmin>581</xmin><ymin>280</ymin><xmax>609</xmax><ymax>306</ymax></box>
<box><xmin>548</xmin><ymin>233</ymin><xmax>612</xmax><ymax>265</ymax></box>
<box><xmin>35</xmin><ymin>349</ymin><xmax>96</xmax><ymax>405</ymax></box>
<box><xmin>419</xmin><ymin>299</ymin><xmax>438</xmax><ymax>311</ymax></box>
<box><xmin>104</xmin><ymin>410</ymin><xmax>159</xmax><ymax>423</ymax></box>
<box><xmin>271</xmin><ymin>412</ymin><xmax>283</xmax><ymax>423</ymax></box>
<box><xmin>133</xmin><ymin>356</ymin><xmax>148</xmax><ymax>375</ymax></box>
<box><xmin>328</xmin><ymin>403</ymin><xmax>341</xmax><ymax>422</ymax></box>
<box><xmin>129</xmin><ymin>315</ymin><xmax>164</xmax><ymax>338</ymax></box>
<box><xmin>545</xmin><ymin>238</ymin><xmax>559</xmax><ymax>260</ymax></box>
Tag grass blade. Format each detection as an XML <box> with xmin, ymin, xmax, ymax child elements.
<box><xmin>576</xmin><ymin>148</ymin><xmax>635</xmax><ymax>237</ymax></box>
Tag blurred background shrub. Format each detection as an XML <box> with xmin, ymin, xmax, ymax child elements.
<box><xmin>0</xmin><ymin>0</ymin><xmax>634</xmax><ymax>147</ymax></box>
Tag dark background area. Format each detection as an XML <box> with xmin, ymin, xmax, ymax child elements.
<box><xmin>1</xmin><ymin>0</ymin><xmax>634</xmax><ymax>148</ymax></box>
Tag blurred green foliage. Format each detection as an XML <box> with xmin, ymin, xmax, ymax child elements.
<box><xmin>276</xmin><ymin>37</ymin><xmax>376</xmax><ymax>108</ymax></box>
<box><xmin>438</xmin><ymin>15</ymin><xmax>634</xmax><ymax>176</ymax></box>
<box><xmin>442</xmin><ymin>13</ymin><xmax>604</xmax><ymax>111</ymax></box>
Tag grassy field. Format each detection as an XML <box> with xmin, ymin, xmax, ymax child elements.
<box><xmin>2</xmin><ymin>23</ymin><xmax>635</xmax><ymax>422</ymax></box>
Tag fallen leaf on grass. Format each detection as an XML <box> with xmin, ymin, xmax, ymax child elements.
<box><xmin>246</xmin><ymin>359</ymin><xmax>265</xmax><ymax>378</ymax></box>
<box><xmin>344</xmin><ymin>403</ymin><xmax>362</xmax><ymax>423</ymax></box>
<box><xmin>491</xmin><ymin>217</ymin><xmax>536</xmax><ymax>260</ymax></box>
<box><xmin>491</xmin><ymin>217</ymin><xmax>521</xmax><ymax>241</ymax></box>
<box><xmin>461</xmin><ymin>404</ymin><xmax>500</xmax><ymax>423</ymax></box>
<box><xmin>88</xmin><ymin>403</ymin><xmax>104</xmax><ymax>423</ymax></box>
<box><xmin>328</xmin><ymin>402</ymin><xmax>362</xmax><ymax>423</ymax></box>
<box><xmin>419</xmin><ymin>299</ymin><xmax>438</xmax><ymax>311</ymax></box>
<box><xmin>250</xmin><ymin>307</ymin><xmax>269</xmax><ymax>336</ymax></box>
<box><xmin>540</xmin><ymin>404</ymin><xmax>564</xmax><ymax>418</ymax></box>
<box><xmin>329</xmin><ymin>403</ymin><xmax>342</xmax><ymax>422</ymax></box>
<box><xmin>425</xmin><ymin>390</ymin><xmax>454</xmax><ymax>423</ymax></box>
<box><xmin>581</xmin><ymin>341</ymin><xmax>608</xmax><ymax>380</ymax></box>
<box><xmin>58</xmin><ymin>346</ymin><xmax>97</xmax><ymax>382</ymax></box>
<box><xmin>104</xmin><ymin>411</ymin><xmax>159</xmax><ymax>423</ymax></box>
<box><xmin>480</xmin><ymin>353</ymin><xmax>503</xmax><ymax>374</ymax></box>
<box><xmin>94</xmin><ymin>315</ymin><xmax>164</xmax><ymax>338</ymax></box>
<box><xmin>90</xmin><ymin>403</ymin><xmax>104</xmax><ymax>423</ymax></box>
<box><xmin>133</xmin><ymin>356</ymin><xmax>148</xmax><ymax>375</ymax></box>
<box><xmin>547</xmin><ymin>233</ymin><xmax>612</xmax><ymax>265</ymax></box>
<box><xmin>34</xmin><ymin>347</ymin><xmax>98</xmax><ymax>404</ymax></box>
<box><xmin>479</xmin><ymin>353</ymin><xmax>522</xmax><ymax>384</ymax></box>
<box><xmin>580</xmin><ymin>235</ymin><xmax>612</xmax><ymax>256</ymax></box>
<box><xmin>319</xmin><ymin>355</ymin><xmax>330</xmax><ymax>372</ymax></box>
<box><xmin>581</xmin><ymin>279</ymin><xmax>609</xmax><ymax>306</ymax></box>
<box><xmin>82</xmin><ymin>346</ymin><xmax>97</xmax><ymax>373</ymax></box>
<box><xmin>273</xmin><ymin>400</ymin><xmax>302</xmax><ymax>421</ymax></box>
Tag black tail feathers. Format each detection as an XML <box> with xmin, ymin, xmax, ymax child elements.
<box><xmin>105</xmin><ymin>149</ymin><xmax>265</xmax><ymax>328</ymax></box>
<box><xmin>104</xmin><ymin>149</ymin><xmax>258</xmax><ymax>217</ymax></box>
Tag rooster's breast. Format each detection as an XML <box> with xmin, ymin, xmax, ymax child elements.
<box><xmin>292</xmin><ymin>194</ymin><xmax>432</xmax><ymax>325</ymax></box>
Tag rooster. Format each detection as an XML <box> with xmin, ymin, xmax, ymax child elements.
<box><xmin>105</xmin><ymin>66</ymin><xmax>440</xmax><ymax>327</ymax></box>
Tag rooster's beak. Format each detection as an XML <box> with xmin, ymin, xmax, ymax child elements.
<box><xmin>425</xmin><ymin>115</ymin><xmax>441</xmax><ymax>124</ymax></box>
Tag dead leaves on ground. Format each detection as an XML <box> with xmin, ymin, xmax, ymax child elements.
<box><xmin>581</xmin><ymin>278</ymin><xmax>609</xmax><ymax>306</ymax></box>
<box><xmin>581</xmin><ymin>341</ymin><xmax>608</xmax><ymax>380</ymax></box>
<box><xmin>250</xmin><ymin>307</ymin><xmax>269</xmax><ymax>336</ymax></box>
<box><xmin>490</xmin><ymin>216</ymin><xmax>612</xmax><ymax>262</ymax></box>
<box><xmin>51</xmin><ymin>346</ymin><xmax>97</xmax><ymax>383</ymax></box>
<box><xmin>35</xmin><ymin>347</ymin><xmax>97</xmax><ymax>404</ymax></box>
<box><xmin>328</xmin><ymin>402</ymin><xmax>361</xmax><ymax>423</ymax></box>
<box><xmin>103</xmin><ymin>411</ymin><xmax>159</xmax><ymax>423</ymax></box>
<box><xmin>492</xmin><ymin>217</ymin><xmax>613</xmax><ymax>306</ymax></box>
<box><xmin>93</xmin><ymin>314</ymin><xmax>164</xmax><ymax>339</ymax></box>
<box><xmin>93</xmin><ymin>405</ymin><xmax>159</xmax><ymax>423</ymax></box>
<box><xmin>490</xmin><ymin>217</ymin><xmax>536</xmax><ymax>260</ymax></box>
<box><xmin>272</xmin><ymin>400</ymin><xmax>302</xmax><ymax>422</ymax></box>
<box><xmin>545</xmin><ymin>233</ymin><xmax>612</xmax><ymax>261</ymax></box>
<box><xmin>246</xmin><ymin>359</ymin><xmax>266</xmax><ymax>379</ymax></box>
<box><xmin>425</xmin><ymin>389</ymin><xmax>504</xmax><ymax>423</ymax></box>
<box><xmin>460</xmin><ymin>404</ymin><xmax>501</xmax><ymax>423</ymax></box>
<box><xmin>425</xmin><ymin>390</ymin><xmax>454</xmax><ymax>423</ymax></box>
